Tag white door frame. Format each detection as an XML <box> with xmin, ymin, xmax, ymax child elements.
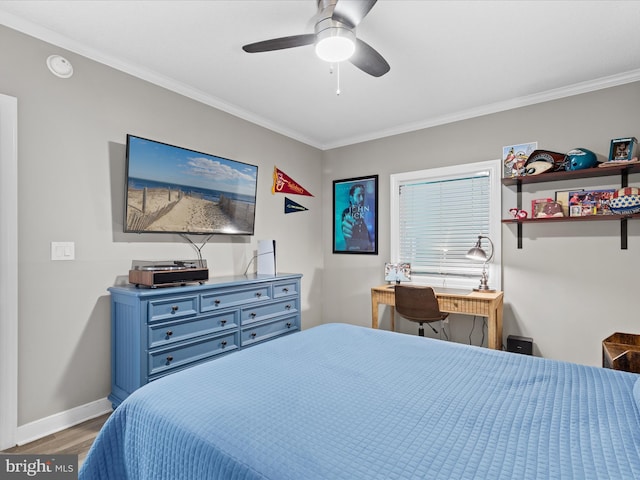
<box><xmin>0</xmin><ymin>94</ymin><xmax>18</xmax><ymax>450</ymax></box>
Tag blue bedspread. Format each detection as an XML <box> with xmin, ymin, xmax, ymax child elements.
<box><xmin>80</xmin><ymin>323</ymin><xmax>640</xmax><ymax>479</ymax></box>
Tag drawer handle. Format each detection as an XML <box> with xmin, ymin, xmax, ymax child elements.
<box><xmin>286</xmin><ymin>322</ymin><xmax>292</xmax><ymax>328</ymax></box>
<box><xmin>166</xmin><ymin>355</ymin><xmax>173</xmax><ymax>363</ymax></box>
<box><xmin>255</xmin><ymin>292</ymin><xmax>262</xmax><ymax>298</ymax></box>
<box><xmin>220</xmin><ymin>319</ymin><xmax>227</xmax><ymax>326</ymax></box>
<box><xmin>250</xmin><ymin>312</ymin><xmax>256</xmax><ymax>318</ymax></box>
<box><xmin>251</xmin><ymin>332</ymin><xmax>257</xmax><ymax>338</ymax></box>
<box><xmin>221</xmin><ymin>340</ymin><xmax>227</xmax><ymax>347</ymax></box>
<box><xmin>285</xmin><ymin>304</ymin><xmax>292</xmax><ymax>310</ymax></box>
<box><xmin>171</xmin><ymin>305</ymin><xmax>179</xmax><ymax>312</ymax></box>
<box><xmin>214</xmin><ymin>299</ymin><xmax>220</xmax><ymax>306</ymax></box>
<box><xmin>166</xmin><ymin>330</ymin><xmax>173</xmax><ymax>337</ymax></box>
<box><xmin>283</xmin><ymin>287</ymin><xmax>289</xmax><ymax>293</ymax></box>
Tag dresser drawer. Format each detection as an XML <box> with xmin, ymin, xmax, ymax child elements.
<box><xmin>272</xmin><ymin>280</ymin><xmax>299</xmax><ymax>298</ymax></box>
<box><xmin>241</xmin><ymin>316</ymin><xmax>298</xmax><ymax>346</ymax></box>
<box><xmin>148</xmin><ymin>295</ymin><xmax>198</xmax><ymax>323</ymax></box>
<box><xmin>148</xmin><ymin>311</ymin><xmax>239</xmax><ymax>348</ymax></box>
<box><xmin>241</xmin><ymin>298</ymin><xmax>298</xmax><ymax>325</ymax></box>
<box><xmin>201</xmin><ymin>285</ymin><xmax>271</xmax><ymax>312</ymax></box>
<box><xmin>438</xmin><ymin>296</ymin><xmax>490</xmax><ymax>316</ymax></box>
<box><xmin>148</xmin><ymin>331</ymin><xmax>238</xmax><ymax>376</ymax></box>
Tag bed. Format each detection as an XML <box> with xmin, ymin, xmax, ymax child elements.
<box><xmin>80</xmin><ymin>323</ymin><xmax>640</xmax><ymax>479</ymax></box>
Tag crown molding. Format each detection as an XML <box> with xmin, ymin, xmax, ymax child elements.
<box><xmin>3</xmin><ymin>11</ymin><xmax>639</xmax><ymax>151</ymax></box>
<box><xmin>322</xmin><ymin>69</ymin><xmax>640</xmax><ymax>150</ymax></box>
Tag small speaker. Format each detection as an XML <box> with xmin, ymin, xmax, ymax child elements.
<box><xmin>507</xmin><ymin>335</ymin><xmax>533</xmax><ymax>355</ymax></box>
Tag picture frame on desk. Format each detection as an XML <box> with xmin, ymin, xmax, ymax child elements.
<box><xmin>384</xmin><ymin>262</ymin><xmax>411</xmax><ymax>284</ymax></box>
<box><xmin>332</xmin><ymin>175</ymin><xmax>378</xmax><ymax>254</ymax></box>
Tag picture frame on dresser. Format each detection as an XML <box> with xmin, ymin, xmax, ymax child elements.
<box><xmin>332</xmin><ymin>175</ymin><xmax>378</xmax><ymax>255</ymax></box>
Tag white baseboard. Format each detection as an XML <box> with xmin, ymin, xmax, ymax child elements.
<box><xmin>16</xmin><ymin>397</ymin><xmax>112</xmax><ymax>446</ymax></box>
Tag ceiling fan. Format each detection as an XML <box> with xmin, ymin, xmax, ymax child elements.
<box><xmin>242</xmin><ymin>0</ymin><xmax>390</xmax><ymax>77</ymax></box>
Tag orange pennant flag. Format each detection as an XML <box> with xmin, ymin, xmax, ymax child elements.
<box><xmin>272</xmin><ymin>166</ymin><xmax>313</xmax><ymax>196</ymax></box>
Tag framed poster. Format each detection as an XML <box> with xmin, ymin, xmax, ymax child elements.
<box><xmin>332</xmin><ymin>175</ymin><xmax>378</xmax><ymax>254</ymax></box>
<box><xmin>502</xmin><ymin>141</ymin><xmax>537</xmax><ymax>177</ymax></box>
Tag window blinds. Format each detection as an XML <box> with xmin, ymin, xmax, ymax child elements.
<box><xmin>397</xmin><ymin>173</ymin><xmax>490</xmax><ymax>279</ymax></box>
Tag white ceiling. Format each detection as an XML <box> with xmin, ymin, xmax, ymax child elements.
<box><xmin>1</xmin><ymin>0</ymin><xmax>640</xmax><ymax>150</ymax></box>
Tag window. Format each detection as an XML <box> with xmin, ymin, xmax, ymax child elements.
<box><xmin>390</xmin><ymin>160</ymin><xmax>502</xmax><ymax>290</ymax></box>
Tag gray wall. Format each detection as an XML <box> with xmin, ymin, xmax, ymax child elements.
<box><xmin>1</xmin><ymin>26</ymin><xmax>323</xmax><ymax>425</ymax></box>
<box><xmin>323</xmin><ymin>82</ymin><xmax>640</xmax><ymax>365</ymax></box>
<box><xmin>3</xmin><ymin>23</ymin><xmax>640</xmax><ymax>429</ymax></box>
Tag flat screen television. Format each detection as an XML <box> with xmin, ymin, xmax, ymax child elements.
<box><xmin>124</xmin><ymin>134</ymin><xmax>258</xmax><ymax>235</ymax></box>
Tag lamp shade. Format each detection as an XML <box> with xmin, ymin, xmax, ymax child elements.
<box><xmin>315</xmin><ymin>27</ymin><xmax>355</xmax><ymax>63</ymax></box>
<box><xmin>466</xmin><ymin>245</ymin><xmax>487</xmax><ymax>262</ymax></box>
<box><xmin>466</xmin><ymin>235</ymin><xmax>494</xmax><ymax>263</ymax></box>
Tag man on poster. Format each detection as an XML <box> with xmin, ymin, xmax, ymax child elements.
<box><xmin>341</xmin><ymin>183</ymin><xmax>374</xmax><ymax>251</ymax></box>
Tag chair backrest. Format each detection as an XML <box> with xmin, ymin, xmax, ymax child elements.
<box><xmin>394</xmin><ymin>285</ymin><xmax>445</xmax><ymax>322</ymax></box>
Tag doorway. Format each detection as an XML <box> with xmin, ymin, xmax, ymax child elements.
<box><xmin>0</xmin><ymin>94</ymin><xmax>18</xmax><ymax>450</ymax></box>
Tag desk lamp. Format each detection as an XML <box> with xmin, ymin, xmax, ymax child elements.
<box><xmin>466</xmin><ymin>235</ymin><xmax>495</xmax><ymax>292</ymax></box>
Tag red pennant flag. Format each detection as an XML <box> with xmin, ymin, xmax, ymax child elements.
<box><xmin>272</xmin><ymin>167</ymin><xmax>313</xmax><ymax>196</ymax></box>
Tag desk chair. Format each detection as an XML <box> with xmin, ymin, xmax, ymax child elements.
<box><xmin>394</xmin><ymin>285</ymin><xmax>449</xmax><ymax>337</ymax></box>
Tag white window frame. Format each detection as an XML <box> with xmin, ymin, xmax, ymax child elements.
<box><xmin>390</xmin><ymin>159</ymin><xmax>502</xmax><ymax>291</ymax></box>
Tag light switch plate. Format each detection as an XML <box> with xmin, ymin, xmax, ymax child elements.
<box><xmin>51</xmin><ymin>241</ymin><xmax>75</xmax><ymax>261</ymax></box>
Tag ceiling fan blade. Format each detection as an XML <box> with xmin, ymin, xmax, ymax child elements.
<box><xmin>242</xmin><ymin>34</ymin><xmax>316</xmax><ymax>53</ymax></box>
<box><xmin>332</xmin><ymin>0</ymin><xmax>377</xmax><ymax>29</ymax></box>
<box><xmin>350</xmin><ymin>38</ymin><xmax>390</xmax><ymax>77</ymax></box>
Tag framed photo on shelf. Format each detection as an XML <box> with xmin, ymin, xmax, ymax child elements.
<box><xmin>555</xmin><ymin>188</ymin><xmax>583</xmax><ymax>217</ymax></box>
<box><xmin>608</xmin><ymin>137</ymin><xmax>637</xmax><ymax>162</ymax></box>
<box><xmin>531</xmin><ymin>198</ymin><xmax>564</xmax><ymax>218</ymax></box>
<box><xmin>531</xmin><ymin>198</ymin><xmax>552</xmax><ymax>218</ymax></box>
<box><xmin>503</xmin><ymin>141</ymin><xmax>537</xmax><ymax>177</ymax></box>
<box><xmin>568</xmin><ymin>189</ymin><xmax>615</xmax><ymax>217</ymax></box>
<box><xmin>332</xmin><ymin>175</ymin><xmax>378</xmax><ymax>254</ymax></box>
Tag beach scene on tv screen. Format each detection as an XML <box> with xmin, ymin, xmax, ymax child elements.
<box><xmin>126</xmin><ymin>136</ymin><xmax>258</xmax><ymax>234</ymax></box>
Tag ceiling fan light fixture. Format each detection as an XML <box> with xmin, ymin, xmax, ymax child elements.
<box><xmin>315</xmin><ymin>28</ymin><xmax>355</xmax><ymax>63</ymax></box>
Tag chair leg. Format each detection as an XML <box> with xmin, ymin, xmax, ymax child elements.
<box><xmin>418</xmin><ymin>323</ymin><xmax>424</xmax><ymax>337</ymax></box>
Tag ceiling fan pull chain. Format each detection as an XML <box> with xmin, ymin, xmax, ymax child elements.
<box><xmin>328</xmin><ymin>63</ymin><xmax>342</xmax><ymax>96</ymax></box>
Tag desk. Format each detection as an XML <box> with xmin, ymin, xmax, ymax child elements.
<box><xmin>371</xmin><ymin>285</ymin><xmax>504</xmax><ymax>350</ymax></box>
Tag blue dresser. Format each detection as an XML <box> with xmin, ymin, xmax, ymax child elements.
<box><xmin>108</xmin><ymin>273</ymin><xmax>302</xmax><ymax>408</ymax></box>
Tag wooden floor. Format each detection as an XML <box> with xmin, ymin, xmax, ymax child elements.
<box><xmin>2</xmin><ymin>413</ymin><xmax>110</xmax><ymax>468</ymax></box>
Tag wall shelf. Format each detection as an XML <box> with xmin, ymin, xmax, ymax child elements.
<box><xmin>502</xmin><ymin>163</ymin><xmax>640</xmax><ymax>249</ymax></box>
<box><xmin>502</xmin><ymin>213</ymin><xmax>640</xmax><ymax>224</ymax></box>
<box><xmin>502</xmin><ymin>163</ymin><xmax>640</xmax><ymax>186</ymax></box>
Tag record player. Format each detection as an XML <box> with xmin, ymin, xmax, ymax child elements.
<box><xmin>129</xmin><ymin>260</ymin><xmax>209</xmax><ymax>288</ymax></box>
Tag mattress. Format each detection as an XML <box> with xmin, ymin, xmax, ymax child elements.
<box><xmin>80</xmin><ymin>323</ymin><xmax>640</xmax><ymax>479</ymax></box>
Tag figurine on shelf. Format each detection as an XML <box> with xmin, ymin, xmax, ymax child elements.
<box><xmin>509</xmin><ymin>208</ymin><xmax>528</xmax><ymax>220</ymax></box>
